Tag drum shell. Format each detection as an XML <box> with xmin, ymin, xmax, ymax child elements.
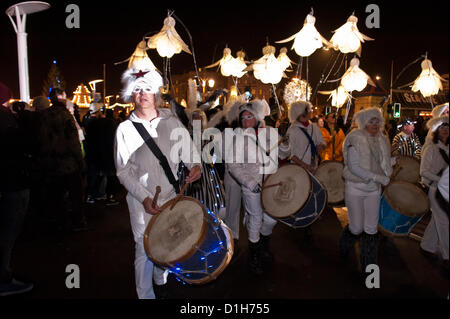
<box><xmin>378</xmin><ymin>181</ymin><xmax>429</xmax><ymax>237</ymax></box>
<box><xmin>261</xmin><ymin>164</ymin><xmax>327</xmax><ymax>228</ymax></box>
<box><xmin>314</xmin><ymin>160</ymin><xmax>345</xmax><ymax>206</ymax></box>
<box><xmin>144</xmin><ymin>196</ymin><xmax>233</xmax><ymax>284</ymax></box>
<box><xmin>392</xmin><ymin>156</ymin><xmax>421</xmax><ymax>184</ymax></box>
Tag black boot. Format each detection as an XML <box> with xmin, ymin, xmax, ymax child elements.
<box><xmin>248</xmin><ymin>240</ymin><xmax>263</xmax><ymax>275</ymax></box>
<box><xmin>339</xmin><ymin>225</ymin><xmax>360</xmax><ymax>259</ymax></box>
<box><xmin>360</xmin><ymin>232</ymin><xmax>380</xmax><ymax>272</ymax></box>
<box><xmin>153</xmin><ymin>283</ymin><xmax>169</xmax><ymax>299</ymax></box>
<box><xmin>260</xmin><ymin>235</ymin><xmax>274</xmax><ymax>263</ymax></box>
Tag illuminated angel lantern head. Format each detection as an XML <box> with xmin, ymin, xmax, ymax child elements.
<box><xmin>128</xmin><ymin>40</ymin><xmax>156</xmax><ymax>71</ymax></box>
<box><xmin>283</xmin><ymin>77</ymin><xmax>312</xmax><ymax>105</ymax></box>
<box><xmin>253</xmin><ymin>44</ymin><xmax>284</xmax><ymax>84</ymax></box>
<box><xmin>147</xmin><ymin>15</ymin><xmax>192</xmax><ymax>58</ymax></box>
<box><xmin>411</xmin><ymin>58</ymin><xmax>444</xmax><ymax>97</ymax></box>
<box><xmin>277</xmin><ymin>13</ymin><xmax>330</xmax><ymax>57</ymax></box>
<box><xmin>341</xmin><ymin>57</ymin><xmax>375</xmax><ymax>92</ymax></box>
<box><xmin>329</xmin><ymin>14</ymin><xmax>374</xmax><ymax>56</ymax></box>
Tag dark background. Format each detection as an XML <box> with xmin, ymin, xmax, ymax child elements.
<box><xmin>0</xmin><ymin>0</ymin><xmax>448</xmax><ymax>99</ymax></box>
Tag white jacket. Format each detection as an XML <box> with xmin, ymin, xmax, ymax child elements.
<box><xmin>343</xmin><ymin>129</ymin><xmax>394</xmax><ymax>193</ymax></box>
<box><xmin>115</xmin><ymin>108</ymin><xmax>199</xmax><ymax>207</ymax></box>
<box><xmin>420</xmin><ymin>141</ymin><xmax>449</xmax><ymax>187</ymax></box>
<box><xmin>226</xmin><ymin>126</ymin><xmax>280</xmax><ymax>191</ymax></box>
<box><xmin>278</xmin><ymin>121</ymin><xmax>325</xmax><ymax>165</ymax></box>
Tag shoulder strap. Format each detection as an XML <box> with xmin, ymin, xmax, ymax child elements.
<box><xmin>299</xmin><ymin>126</ymin><xmax>319</xmax><ymax>162</ymax></box>
<box><xmin>132</xmin><ymin>121</ymin><xmax>180</xmax><ymax>193</ymax></box>
<box><xmin>438</xmin><ymin>148</ymin><xmax>449</xmax><ymax>165</ymax></box>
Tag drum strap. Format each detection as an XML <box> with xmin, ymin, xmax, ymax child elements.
<box><xmin>438</xmin><ymin>148</ymin><xmax>449</xmax><ymax>166</ymax></box>
<box><xmin>132</xmin><ymin>122</ymin><xmax>180</xmax><ymax>193</ymax></box>
<box><xmin>299</xmin><ymin>127</ymin><xmax>320</xmax><ymax>164</ymax></box>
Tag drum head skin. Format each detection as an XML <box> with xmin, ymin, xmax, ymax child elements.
<box><xmin>261</xmin><ymin>164</ymin><xmax>311</xmax><ymax>218</ymax></box>
<box><xmin>144</xmin><ymin>197</ymin><xmax>207</xmax><ymax>266</ymax></box>
<box><xmin>315</xmin><ymin>161</ymin><xmax>345</xmax><ymax>204</ymax></box>
<box><xmin>384</xmin><ymin>181</ymin><xmax>429</xmax><ymax>218</ymax></box>
<box><xmin>392</xmin><ymin>156</ymin><xmax>420</xmax><ymax>184</ymax></box>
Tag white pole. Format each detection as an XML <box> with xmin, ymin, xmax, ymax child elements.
<box><xmin>11</xmin><ymin>5</ymin><xmax>30</xmax><ymax>103</ymax></box>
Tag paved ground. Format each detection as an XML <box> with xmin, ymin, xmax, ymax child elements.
<box><xmin>5</xmin><ymin>187</ymin><xmax>449</xmax><ymax>303</ymax></box>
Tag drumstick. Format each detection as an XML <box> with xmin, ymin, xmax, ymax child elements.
<box><xmin>152</xmin><ymin>186</ymin><xmax>161</xmax><ymax>208</ymax></box>
<box><xmin>262</xmin><ymin>182</ymin><xmax>283</xmax><ymax>190</ymax></box>
<box><xmin>170</xmin><ymin>183</ymin><xmax>190</xmax><ymax>210</ymax></box>
<box><xmin>265</xmin><ymin>136</ymin><xmax>289</xmax><ymax>156</ymax></box>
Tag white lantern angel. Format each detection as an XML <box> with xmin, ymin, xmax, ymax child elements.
<box><xmin>250</xmin><ymin>44</ymin><xmax>284</xmax><ymax>84</ymax></box>
<box><xmin>340</xmin><ymin>57</ymin><xmax>375</xmax><ymax>92</ymax></box>
<box><xmin>115</xmin><ymin>40</ymin><xmax>157</xmax><ymax>71</ymax></box>
<box><xmin>318</xmin><ymin>85</ymin><xmax>351</xmax><ymax>108</ymax></box>
<box><xmin>411</xmin><ymin>58</ymin><xmax>444</xmax><ymax>97</ymax></box>
<box><xmin>329</xmin><ymin>14</ymin><xmax>373</xmax><ymax>56</ymax></box>
<box><xmin>276</xmin><ymin>12</ymin><xmax>330</xmax><ymax>57</ymax></box>
<box><xmin>205</xmin><ymin>47</ymin><xmax>245</xmax><ymax>77</ymax></box>
<box><xmin>277</xmin><ymin>47</ymin><xmax>295</xmax><ymax>71</ymax></box>
<box><xmin>147</xmin><ymin>15</ymin><xmax>192</xmax><ymax>58</ymax></box>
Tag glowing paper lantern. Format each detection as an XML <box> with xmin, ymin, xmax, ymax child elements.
<box><xmin>251</xmin><ymin>44</ymin><xmax>284</xmax><ymax>84</ymax></box>
<box><xmin>276</xmin><ymin>12</ymin><xmax>330</xmax><ymax>57</ymax></box>
<box><xmin>127</xmin><ymin>40</ymin><xmax>157</xmax><ymax>70</ymax></box>
<box><xmin>147</xmin><ymin>15</ymin><xmax>192</xmax><ymax>58</ymax></box>
<box><xmin>329</xmin><ymin>14</ymin><xmax>373</xmax><ymax>56</ymax></box>
<box><xmin>205</xmin><ymin>48</ymin><xmax>247</xmax><ymax>78</ymax></box>
<box><xmin>340</xmin><ymin>57</ymin><xmax>375</xmax><ymax>92</ymax></box>
<box><xmin>411</xmin><ymin>58</ymin><xmax>444</xmax><ymax>97</ymax></box>
<box><xmin>283</xmin><ymin>78</ymin><xmax>312</xmax><ymax>105</ymax></box>
<box><xmin>318</xmin><ymin>85</ymin><xmax>350</xmax><ymax>108</ymax></box>
<box><xmin>277</xmin><ymin>47</ymin><xmax>295</xmax><ymax>71</ymax></box>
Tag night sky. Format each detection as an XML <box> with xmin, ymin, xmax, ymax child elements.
<box><xmin>0</xmin><ymin>0</ymin><xmax>448</xmax><ymax>100</ymax></box>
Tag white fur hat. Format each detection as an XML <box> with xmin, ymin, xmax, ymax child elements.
<box><xmin>228</xmin><ymin>99</ymin><xmax>270</xmax><ymax>125</ymax></box>
<box><xmin>426</xmin><ymin>115</ymin><xmax>449</xmax><ymax>132</ymax></box>
<box><xmin>121</xmin><ymin>68</ymin><xmax>163</xmax><ymax>103</ymax></box>
<box><xmin>353</xmin><ymin>107</ymin><xmax>385</xmax><ymax>129</ymax></box>
<box><xmin>431</xmin><ymin>103</ymin><xmax>449</xmax><ymax>118</ymax></box>
<box><xmin>288</xmin><ymin>101</ymin><xmax>313</xmax><ymax>122</ymax></box>
<box><xmin>189</xmin><ymin>108</ymin><xmax>207</xmax><ymax>128</ymax></box>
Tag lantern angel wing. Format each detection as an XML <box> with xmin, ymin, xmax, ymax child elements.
<box><xmin>147</xmin><ymin>15</ymin><xmax>192</xmax><ymax>58</ymax></box>
<box><xmin>329</xmin><ymin>14</ymin><xmax>374</xmax><ymax>57</ymax></box>
<box><xmin>276</xmin><ymin>13</ymin><xmax>330</xmax><ymax>57</ymax></box>
<box><xmin>411</xmin><ymin>59</ymin><xmax>445</xmax><ymax>97</ymax></box>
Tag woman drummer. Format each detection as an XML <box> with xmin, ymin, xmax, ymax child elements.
<box><xmin>339</xmin><ymin>107</ymin><xmax>396</xmax><ymax>272</ymax></box>
<box><xmin>226</xmin><ymin>99</ymin><xmax>279</xmax><ymax>275</ymax></box>
<box><xmin>419</xmin><ymin>115</ymin><xmax>449</xmax><ymax>266</ymax></box>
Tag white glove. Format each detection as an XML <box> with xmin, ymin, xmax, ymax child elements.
<box><xmin>373</xmin><ymin>174</ymin><xmax>390</xmax><ymax>186</ymax></box>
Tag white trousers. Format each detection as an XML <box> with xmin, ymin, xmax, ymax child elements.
<box><xmin>223</xmin><ymin>170</ymin><xmax>242</xmax><ymax>240</ymax></box>
<box><xmin>421</xmin><ymin>186</ymin><xmax>449</xmax><ymax>260</ymax></box>
<box><xmin>126</xmin><ymin>194</ymin><xmax>169</xmax><ymax>299</ymax></box>
<box><xmin>241</xmin><ymin>186</ymin><xmax>278</xmax><ymax>243</ymax></box>
<box><xmin>345</xmin><ymin>186</ymin><xmax>381</xmax><ymax>235</ymax></box>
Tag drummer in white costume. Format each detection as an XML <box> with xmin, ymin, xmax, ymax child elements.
<box><xmin>420</xmin><ymin>115</ymin><xmax>449</xmax><ymax>265</ymax></box>
<box><xmin>226</xmin><ymin>99</ymin><xmax>279</xmax><ymax>275</ymax></box>
<box><xmin>339</xmin><ymin>107</ymin><xmax>396</xmax><ymax>272</ymax></box>
<box><xmin>278</xmin><ymin>101</ymin><xmax>325</xmax><ymax>242</ymax></box>
<box><xmin>114</xmin><ymin>67</ymin><xmax>201</xmax><ymax>299</ymax></box>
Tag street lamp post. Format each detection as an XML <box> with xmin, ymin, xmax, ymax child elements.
<box><xmin>6</xmin><ymin>1</ymin><xmax>50</xmax><ymax>103</ymax></box>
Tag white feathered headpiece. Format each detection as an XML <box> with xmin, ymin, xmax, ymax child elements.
<box><xmin>431</xmin><ymin>103</ymin><xmax>449</xmax><ymax>119</ymax></box>
<box><xmin>426</xmin><ymin>115</ymin><xmax>449</xmax><ymax>133</ymax></box>
<box><xmin>121</xmin><ymin>68</ymin><xmax>163</xmax><ymax>103</ymax></box>
<box><xmin>353</xmin><ymin>107</ymin><xmax>384</xmax><ymax>129</ymax></box>
<box><xmin>227</xmin><ymin>98</ymin><xmax>270</xmax><ymax>125</ymax></box>
<box><xmin>288</xmin><ymin>101</ymin><xmax>313</xmax><ymax>122</ymax></box>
